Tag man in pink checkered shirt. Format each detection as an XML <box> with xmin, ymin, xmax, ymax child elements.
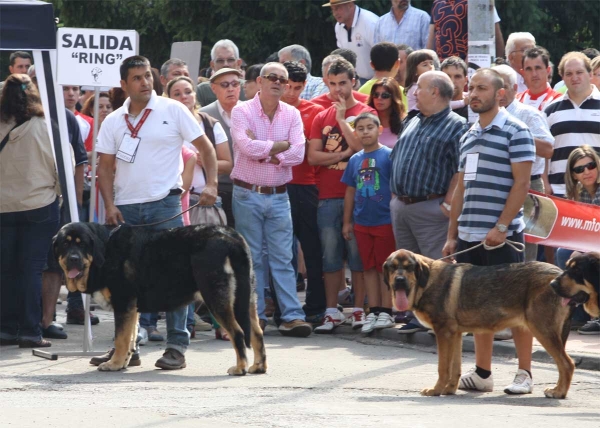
<box><xmin>230</xmin><ymin>62</ymin><xmax>313</xmax><ymax>338</ymax></box>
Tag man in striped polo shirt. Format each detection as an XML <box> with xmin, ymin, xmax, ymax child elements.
<box><xmin>545</xmin><ymin>51</ymin><xmax>600</xmax><ymax>197</ymax></box>
<box><xmin>443</xmin><ymin>68</ymin><xmax>536</xmax><ymax>395</ymax></box>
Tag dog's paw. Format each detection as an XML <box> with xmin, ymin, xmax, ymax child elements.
<box><xmin>227</xmin><ymin>365</ymin><xmax>247</xmax><ymax>376</ymax></box>
<box><xmin>248</xmin><ymin>363</ymin><xmax>267</xmax><ymax>374</ymax></box>
<box><xmin>421</xmin><ymin>387</ymin><xmax>442</xmax><ymax>396</ymax></box>
<box><xmin>544</xmin><ymin>387</ymin><xmax>567</xmax><ymax>399</ymax></box>
<box><xmin>98</xmin><ymin>360</ymin><xmax>125</xmax><ymax>371</ymax></box>
<box><xmin>441</xmin><ymin>387</ymin><xmax>457</xmax><ymax>395</ymax></box>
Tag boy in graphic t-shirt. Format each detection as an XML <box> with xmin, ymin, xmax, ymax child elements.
<box><xmin>341</xmin><ymin>112</ymin><xmax>396</xmax><ymax>334</ymax></box>
<box><xmin>308</xmin><ymin>58</ymin><xmax>377</xmax><ymax>333</ymax></box>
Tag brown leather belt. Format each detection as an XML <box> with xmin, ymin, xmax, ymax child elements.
<box><xmin>396</xmin><ymin>193</ymin><xmax>445</xmax><ymax>205</ymax></box>
<box><xmin>233</xmin><ymin>179</ymin><xmax>287</xmax><ymax>195</ymax></box>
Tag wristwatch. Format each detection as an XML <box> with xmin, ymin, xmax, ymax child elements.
<box><xmin>496</xmin><ymin>223</ymin><xmax>508</xmax><ymax>233</ymax></box>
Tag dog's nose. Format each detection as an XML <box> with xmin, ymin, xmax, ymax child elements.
<box><xmin>68</xmin><ymin>254</ymin><xmax>81</xmax><ymax>264</ymax></box>
<box><xmin>394</xmin><ymin>276</ymin><xmax>406</xmax><ymax>287</ymax></box>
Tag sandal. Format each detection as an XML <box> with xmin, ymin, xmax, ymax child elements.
<box><xmin>215</xmin><ymin>328</ymin><xmax>230</xmax><ymax>341</ymax></box>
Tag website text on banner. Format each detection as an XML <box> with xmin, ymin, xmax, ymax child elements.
<box><xmin>523</xmin><ymin>190</ymin><xmax>600</xmax><ymax>253</ymax></box>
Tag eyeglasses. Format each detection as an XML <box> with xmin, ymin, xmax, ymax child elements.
<box><xmin>372</xmin><ymin>92</ymin><xmax>391</xmax><ymax>99</ymax></box>
<box><xmin>214</xmin><ymin>58</ymin><xmax>237</xmax><ymax>66</ymax></box>
<box><xmin>217</xmin><ymin>80</ymin><xmax>241</xmax><ymax>89</ymax></box>
<box><xmin>262</xmin><ymin>74</ymin><xmax>289</xmax><ymax>84</ymax></box>
<box><xmin>572</xmin><ymin>161</ymin><xmax>597</xmax><ymax>174</ymax></box>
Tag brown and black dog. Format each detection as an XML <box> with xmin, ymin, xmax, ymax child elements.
<box><xmin>54</xmin><ymin>222</ymin><xmax>267</xmax><ymax>376</ymax></box>
<box><xmin>550</xmin><ymin>252</ymin><xmax>599</xmax><ymax>319</ymax></box>
<box><xmin>383</xmin><ymin>249</ymin><xmax>595</xmax><ymax>399</ymax></box>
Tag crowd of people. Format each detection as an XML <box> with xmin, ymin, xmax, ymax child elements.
<box><xmin>0</xmin><ymin>0</ymin><xmax>598</xmax><ymax>394</ymax></box>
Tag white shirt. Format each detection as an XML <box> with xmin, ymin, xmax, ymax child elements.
<box><xmin>335</xmin><ymin>6</ymin><xmax>379</xmax><ymax>80</ymax></box>
<box><xmin>97</xmin><ymin>91</ymin><xmax>204</xmax><ymax>205</ymax></box>
<box><xmin>217</xmin><ymin>99</ymin><xmax>239</xmax><ymax>127</ymax></box>
<box><xmin>186</xmin><ymin>121</ymin><xmax>228</xmax><ymax>192</ymax></box>
<box><xmin>505</xmin><ymin>101</ymin><xmax>554</xmax><ymax>176</ymax></box>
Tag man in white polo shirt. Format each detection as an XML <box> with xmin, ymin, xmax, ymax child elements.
<box><xmin>94</xmin><ymin>56</ymin><xmax>218</xmax><ymax>370</ymax></box>
<box><xmin>324</xmin><ymin>0</ymin><xmax>378</xmax><ymax>84</ymax></box>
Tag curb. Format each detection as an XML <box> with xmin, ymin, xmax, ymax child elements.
<box><xmin>333</xmin><ymin>324</ymin><xmax>600</xmax><ymax>371</ymax></box>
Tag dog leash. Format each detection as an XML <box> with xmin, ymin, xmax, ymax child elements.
<box><xmin>437</xmin><ymin>240</ymin><xmax>525</xmax><ymax>262</ymax></box>
<box><xmin>108</xmin><ymin>191</ymin><xmax>210</xmax><ymax>237</ymax></box>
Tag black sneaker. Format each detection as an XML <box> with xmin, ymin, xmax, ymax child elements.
<box><xmin>578</xmin><ymin>318</ymin><xmax>600</xmax><ymax>335</ymax></box>
<box><xmin>90</xmin><ymin>348</ymin><xmax>141</xmax><ymax>366</ymax></box>
<box><xmin>397</xmin><ymin>321</ymin><xmax>428</xmax><ymax>334</ymax></box>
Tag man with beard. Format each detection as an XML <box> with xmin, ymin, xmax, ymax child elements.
<box><xmin>308</xmin><ymin>58</ymin><xmax>376</xmax><ymax>333</ymax></box>
<box><xmin>443</xmin><ymin>68</ymin><xmax>535</xmax><ymax>395</ymax></box>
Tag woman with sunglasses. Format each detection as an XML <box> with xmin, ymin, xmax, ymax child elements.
<box><xmin>367</xmin><ymin>77</ymin><xmax>406</xmax><ymax>148</ymax></box>
<box><xmin>166</xmin><ymin>75</ymin><xmax>233</xmax><ymax>340</ymax></box>
<box><xmin>557</xmin><ymin>145</ymin><xmax>600</xmax><ymax>335</ymax></box>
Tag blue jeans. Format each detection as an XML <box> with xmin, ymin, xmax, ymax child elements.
<box><xmin>1</xmin><ymin>199</ymin><xmax>60</xmax><ymax>341</ymax></box>
<box><xmin>317</xmin><ymin>198</ymin><xmax>363</xmax><ymax>272</ymax></box>
<box><xmin>232</xmin><ymin>185</ymin><xmax>305</xmax><ymax>322</ymax></box>
<box><xmin>118</xmin><ymin>194</ymin><xmax>189</xmax><ymax>354</ymax></box>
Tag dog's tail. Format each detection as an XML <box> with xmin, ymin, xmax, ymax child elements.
<box><xmin>233</xmin><ymin>244</ymin><xmax>253</xmax><ymax>348</ymax></box>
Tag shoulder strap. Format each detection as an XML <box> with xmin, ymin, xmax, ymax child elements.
<box><xmin>0</xmin><ymin>121</ymin><xmax>25</xmax><ymax>153</ymax></box>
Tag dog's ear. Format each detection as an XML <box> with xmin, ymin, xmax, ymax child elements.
<box><xmin>585</xmin><ymin>252</ymin><xmax>600</xmax><ymax>290</ymax></box>
<box><xmin>415</xmin><ymin>257</ymin><xmax>430</xmax><ymax>288</ymax></box>
<box><xmin>382</xmin><ymin>259</ymin><xmax>392</xmax><ymax>289</ymax></box>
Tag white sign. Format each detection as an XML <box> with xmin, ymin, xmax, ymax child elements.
<box><xmin>171</xmin><ymin>41</ymin><xmax>202</xmax><ymax>86</ymax></box>
<box><xmin>57</xmin><ymin>27</ymin><xmax>139</xmax><ymax>87</ymax></box>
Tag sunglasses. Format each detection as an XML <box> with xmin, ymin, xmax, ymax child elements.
<box><xmin>217</xmin><ymin>80</ymin><xmax>241</xmax><ymax>89</ymax></box>
<box><xmin>262</xmin><ymin>74</ymin><xmax>289</xmax><ymax>84</ymax></box>
<box><xmin>372</xmin><ymin>92</ymin><xmax>391</xmax><ymax>99</ymax></box>
<box><xmin>572</xmin><ymin>161</ymin><xmax>597</xmax><ymax>174</ymax></box>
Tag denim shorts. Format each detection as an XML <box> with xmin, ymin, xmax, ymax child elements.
<box><xmin>317</xmin><ymin>198</ymin><xmax>363</xmax><ymax>273</ymax></box>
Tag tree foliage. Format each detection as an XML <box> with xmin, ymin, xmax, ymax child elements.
<box><xmin>42</xmin><ymin>0</ymin><xmax>599</xmax><ymax>78</ymax></box>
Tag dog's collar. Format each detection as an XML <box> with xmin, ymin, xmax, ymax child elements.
<box><xmin>109</xmin><ymin>224</ymin><xmax>122</xmax><ymax>238</ymax></box>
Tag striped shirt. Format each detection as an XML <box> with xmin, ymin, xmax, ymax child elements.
<box><xmin>544</xmin><ymin>86</ymin><xmax>600</xmax><ymax>196</ymax></box>
<box><xmin>301</xmin><ymin>74</ymin><xmax>328</xmax><ymax>101</ymax></box>
<box><xmin>390</xmin><ymin>107</ymin><xmax>467</xmax><ymax>196</ymax></box>
<box><xmin>374</xmin><ymin>6</ymin><xmax>430</xmax><ymax>50</ymax></box>
<box><xmin>458</xmin><ymin>108</ymin><xmax>535</xmax><ymax>242</ymax></box>
<box><xmin>230</xmin><ymin>93</ymin><xmax>305</xmax><ymax>187</ymax></box>
<box><xmin>505</xmin><ymin>101</ymin><xmax>554</xmax><ymax>176</ymax></box>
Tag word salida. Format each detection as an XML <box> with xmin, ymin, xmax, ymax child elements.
<box><xmin>62</xmin><ymin>33</ymin><xmax>133</xmax><ymax>65</ymax></box>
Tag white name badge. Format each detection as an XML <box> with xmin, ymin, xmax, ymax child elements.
<box><xmin>464</xmin><ymin>153</ymin><xmax>479</xmax><ymax>181</ymax></box>
<box><xmin>116</xmin><ymin>133</ymin><xmax>141</xmax><ymax>163</ymax></box>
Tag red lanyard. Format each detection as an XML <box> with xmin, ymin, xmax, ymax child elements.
<box><xmin>124</xmin><ymin>109</ymin><xmax>152</xmax><ymax>138</ymax></box>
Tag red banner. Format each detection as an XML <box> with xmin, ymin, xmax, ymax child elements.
<box><xmin>524</xmin><ymin>190</ymin><xmax>600</xmax><ymax>252</ymax></box>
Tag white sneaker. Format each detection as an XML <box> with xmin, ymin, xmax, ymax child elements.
<box><xmin>459</xmin><ymin>368</ymin><xmax>494</xmax><ymax>392</ymax></box>
<box><xmin>361</xmin><ymin>313</ymin><xmax>378</xmax><ymax>334</ymax></box>
<box><xmin>374</xmin><ymin>312</ymin><xmax>394</xmax><ymax>329</ymax></box>
<box><xmin>504</xmin><ymin>369</ymin><xmax>533</xmax><ymax>394</ymax></box>
<box><xmin>494</xmin><ymin>328</ymin><xmax>513</xmax><ymax>341</ymax></box>
<box><xmin>350</xmin><ymin>310</ymin><xmax>366</xmax><ymax>330</ymax></box>
<box><xmin>314</xmin><ymin>311</ymin><xmax>345</xmax><ymax>334</ymax></box>
<box><xmin>137</xmin><ymin>326</ymin><xmax>148</xmax><ymax>346</ymax></box>
<box><xmin>193</xmin><ymin>314</ymin><xmax>212</xmax><ymax>332</ymax></box>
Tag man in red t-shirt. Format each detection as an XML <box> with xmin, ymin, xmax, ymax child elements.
<box><xmin>279</xmin><ymin>60</ymin><xmax>327</xmax><ymax>323</ymax></box>
<box><xmin>311</xmin><ymin>54</ymin><xmax>369</xmax><ymax>110</ymax></box>
<box><xmin>517</xmin><ymin>47</ymin><xmax>562</xmax><ymax>112</ymax></box>
<box><xmin>308</xmin><ymin>58</ymin><xmax>377</xmax><ymax>333</ymax></box>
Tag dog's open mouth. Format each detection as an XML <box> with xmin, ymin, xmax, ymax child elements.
<box><xmin>67</xmin><ymin>268</ymin><xmax>83</xmax><ymax>279</ymax></box>
<box><xmin>560</xmin><ymin>291</ymin><xmax>590</xmax><ymax>307</ymax></box>
<box><xmin>395</xmin><ymin>289</ymin><xmax>409</xmax><ymax>311</ymax></box>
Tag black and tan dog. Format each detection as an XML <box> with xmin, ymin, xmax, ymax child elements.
<box><xmin>550</xmin><ymin>252</ymin><xmax>599</xmax><ymax>319</ymax></box>
<box><xmin>383</xmin><ymin>249</ymin><xmax>595</xmax><ymax>399</ymax></box>
<box><xmin>54</xmin><ymin>222</ymin><xmax>267</xmax><ymax>375</ymax></box>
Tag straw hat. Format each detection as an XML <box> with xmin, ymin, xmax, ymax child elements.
<box><xmin>322</xmin><ymin>0</ymin><xmax>356</xmax><ymax>7</ymax></box>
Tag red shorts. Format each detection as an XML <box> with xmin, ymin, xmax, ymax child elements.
<box><xmin>354</xmin><ymin>224</ymin><xmax>396</xmax><ymax>272</ymax></box>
